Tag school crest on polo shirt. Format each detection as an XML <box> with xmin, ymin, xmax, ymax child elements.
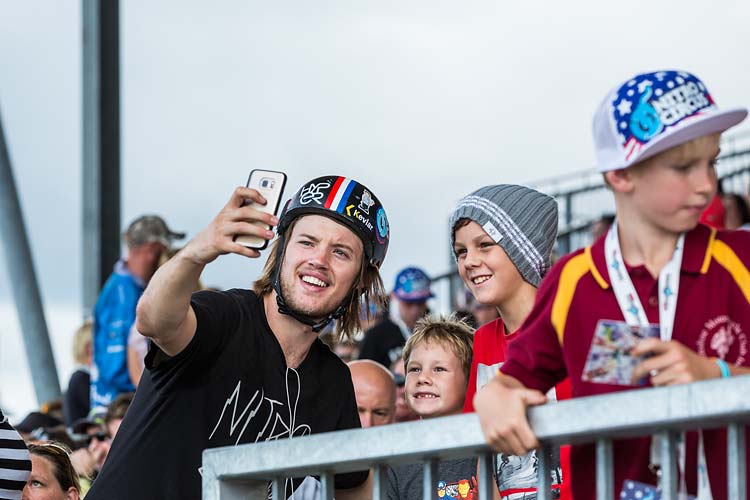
<box><xmin>696</xmin><ymin>315</ymin><xmax>748</xmax><ymax>365</ymax></box>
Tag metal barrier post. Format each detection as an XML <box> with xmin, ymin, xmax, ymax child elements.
<box><xmin>478</xmin><ymin>452</ymin><xmax>495</xmax><ymax>500</ymax></box>
<box><xmin>596</xmin><ymin>439</ymin><xmax>614</xmax><ymax>500</ymax></box>
<box><xmin>658</xmin><ymin>431</ymin><xmax>678</xmax><ymax>500</ymax></box>
<box><xmin>728</xmin><ymin>423</ymin><xmax>747</xmax><ymax>500</ymax></box>
<box><xmin>536</xmin><ymin>445</ymin><xmax>552</xmax><ymax>500</ymax></box>
<box><xmin>372</xmin><ymin>465</ymin><xmax>387</xmax><ymax>500</ymax></box>
<box><xmin>422</xmin><ymin>459</ymin><xmax>438</xmax><ymax>500</ymax></box>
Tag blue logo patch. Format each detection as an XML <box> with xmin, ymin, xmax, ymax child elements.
<box><xmin>629</xmin><ymin>86</ymin><xmax>663</xmax><ymax>142</ymax></box>
<box><xmin>376</xmin><ymin>207</ymin><xmax>389</xmax><ymax>241</ymax></box>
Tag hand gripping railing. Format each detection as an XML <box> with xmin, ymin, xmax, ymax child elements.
<box><xmin>202</xmin><ymin>376</ymin><xmax>750</xmax><ymax>499</ymax></box>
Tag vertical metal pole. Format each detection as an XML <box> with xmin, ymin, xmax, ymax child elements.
<box><xmin>536</xmin><ymin>446</ymin><xmax>552</xmax><ymax>500</ymax></box>
<box><xmin>82</xmin><ymin>0</ymin><xmax>121</xmax><ymax>316</ymax></box>
<box><xmin>372</xmin><ymin>465</ymin><xmax>387</xmax><ymax>500</ymax></box>
<box><xmin>728</xmin><ymin>423</ymin><xmax>747</xmax><ymax>500</ymax></box>
<box><xmin>0</xmin><ymin>107</ymin><xmax>61</xmax><ymax>405</ymax></box>
<box><xmin>422</xmin><ymin>459</ymin><xmax>438</xmax><ymax>500</ymax></box>
<box><xmin>658</xmin><ymin>431</ymin><xmax>678</xmax><ymax>500</ymax></box>
<box><xmin>319</xmin><ymin>472</ymin><xmax>334</xmax><ymax>500</ymax></box>
<box><xmin>596</xmin><ymin>439</ymin><xmax>614</xmax><ymax>500</ymax></box>
<box><xmin>478</xmin><ymin>452</ymin><xmax>495</xmax><ymax>500</ymax></box>
<box><xmin>271</xmin><ymin>477</ymin><xmax>283</xmax><ymax>500</ymax></box>
<box><xmin>560</xmin><ymin>193</ymin><xmax>573</xmax><ymax>255</ymax></box>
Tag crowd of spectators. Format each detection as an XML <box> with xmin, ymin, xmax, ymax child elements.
<box><xmin>4</xmin><ymin>68</ymin><xmax>750</xmax><ymax>500</ymax></box>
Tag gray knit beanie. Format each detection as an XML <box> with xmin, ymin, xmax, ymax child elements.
<box><xmin>449</xmin><ymin>185</ymin><xmax>559</xmax><ymax>287</ymax></box>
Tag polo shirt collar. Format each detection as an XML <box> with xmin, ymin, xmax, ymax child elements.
<box><xmin>588</xmin><ymin>223</ymin><xmax>714</xmax><ymax>289</ymax></box>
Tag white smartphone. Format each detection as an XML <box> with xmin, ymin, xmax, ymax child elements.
<box><xmin>234</xmin><ymin>169</ymin><xmax>287</xmax><ymax>250</ymax></box>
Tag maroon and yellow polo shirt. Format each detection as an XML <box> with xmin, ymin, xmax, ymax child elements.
<box><xmin>501</xmin><ymin>223</ymin><xmax>750</xmax><ymax>500</ymax></box>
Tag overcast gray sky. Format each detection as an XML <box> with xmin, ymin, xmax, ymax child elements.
<box><xmin>1</xmin><ymin>0</ymin><xmax>749</xmax><ymax>418</ymax></box>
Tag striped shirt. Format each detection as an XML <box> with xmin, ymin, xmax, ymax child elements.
<box><xmin>0</xmin><ymin>411</ymin><xmax>31</xmax><ymax>500</ymax></box>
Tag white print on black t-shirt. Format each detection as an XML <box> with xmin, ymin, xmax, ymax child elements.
<box><xmin>208</xmin><ymin>368</ymin><xmax>312</xmax><ymax>446</ymax></box>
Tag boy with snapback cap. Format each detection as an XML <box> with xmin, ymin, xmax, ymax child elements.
<box><xmin>475</xmin><ymin>70</ymin><xmax>750</xmax><ymax>499</ymax></box>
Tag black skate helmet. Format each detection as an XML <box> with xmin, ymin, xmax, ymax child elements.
<box><xmin>272</xmin><ymin>175</ymin><xmax>390</xmax><ymax>330</ymax></box>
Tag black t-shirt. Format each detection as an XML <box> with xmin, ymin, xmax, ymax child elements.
<box><xmin>358</xmin><ymin>318</ymin><xmax>407</xmax><ymax>368</ymax></box>
<box><xmin>87</xmin><ymin>289</ymin><xmax>365</xmax><ymax>500</ymax></box>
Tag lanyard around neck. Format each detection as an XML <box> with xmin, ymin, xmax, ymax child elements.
<box><xmin>604</xmin><ymin>222</ymin><xmax>685</xmax><ymax>342</ymax></box>
<box><xmin>605</xmin><ymin>224</ymin><xmax>711</xmax><ymax>498</ymax></box>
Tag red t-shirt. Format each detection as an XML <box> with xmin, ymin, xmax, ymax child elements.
<box><xmin>463</xmin><ymin>319</ymin><xmax>508</xmax><ymax>413</ymax></box>
<box><xmin>500</xmin><ymin>224</ymin><xmax>750</xmax><ymax>500</ymax></box>
<box><xmin>463</xmin><ymin>319</ymin><xmax>572</xmax><ymax>499</ymax></box>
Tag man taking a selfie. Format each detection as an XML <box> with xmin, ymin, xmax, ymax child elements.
<box><xmin>87</xmin><ymin>175</ymin><xmax>390</xmax><ymax>499</ymax></box>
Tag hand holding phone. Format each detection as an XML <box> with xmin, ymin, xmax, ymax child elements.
<box><xmin>234</xmin><ymin>169</ymin><xmax>287</xmax><ymax>249</ymax></box>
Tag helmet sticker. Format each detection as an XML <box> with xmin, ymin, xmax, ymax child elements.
<box><xmin>358</xmin><ymin>189</ymin><xmax>375</xmax><ymax>215</ymax></box>
<box><xmin>323</xmin><ymin>177</ymin><xmax>357</xmax><ymax>212</ymax></box>
<box><xmin>376</xmin><ymin>207</ymin><xmax>389</xmax><ymax>242</ymax></box>
<box><xmin>299</xmin><ymin>181</ymin><xmax>331</xmax><ymax>205</ymax></box>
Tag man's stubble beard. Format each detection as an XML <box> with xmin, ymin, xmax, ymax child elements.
<box><xmin>279</xmin><ymin>273</ymin><xmax>339</xmax><ymax>321</ymax></box>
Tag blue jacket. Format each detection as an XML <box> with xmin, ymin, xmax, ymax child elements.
<box><xmin>90</xmin><ymin>260</ymin><xmax>143</xmax><ymax>412</ymax></box>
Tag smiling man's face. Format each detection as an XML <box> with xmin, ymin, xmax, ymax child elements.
<box><xmin>279</xmin><ymin>215</ymin><xmax>363</xmax><ymax>321</ymax></box>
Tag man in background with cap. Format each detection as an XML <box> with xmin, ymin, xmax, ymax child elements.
<box><xmin>90</xmin><ymin>215</ymin><xmax>184</xmax><ymax>414</ymax></box>
<box><xmin>358</xmin><ymin>266</ymin><xmax>433</xmax><ymax>368</ymax></box>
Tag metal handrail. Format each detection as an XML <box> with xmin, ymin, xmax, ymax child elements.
<box><xmin>202</xmin><ymin>376</ymin><xmax>750</xmax><ymax>499</ymax></box>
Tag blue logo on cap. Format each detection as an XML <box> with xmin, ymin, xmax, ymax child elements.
<box><xmin>612</xmin><ymin>71</ymin><xmax>715</xmax><ymax>158</ymax></box>
<box><xmin>630</xmin><ymin>85</ymin><xmax>663</xmax><ymax>141</ymax></box>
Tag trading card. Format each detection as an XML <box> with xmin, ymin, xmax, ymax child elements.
<box><xmin>581</xmin><ymin>320</ymin><xmax>660</xmax><ymax>385</ymax></box>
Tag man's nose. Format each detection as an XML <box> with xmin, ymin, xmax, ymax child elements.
<box><xmin>360</xmin><ymin>411</ymin><xmax>373</xmax><ymax>428</ymax></box>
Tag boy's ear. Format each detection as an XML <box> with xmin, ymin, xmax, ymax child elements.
<box><xmin>603</xmin><ymin>168</ymin><xmax>635</xmax><ymax>194</ymax></box>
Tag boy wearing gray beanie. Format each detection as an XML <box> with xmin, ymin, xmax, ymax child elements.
<box><xmin>450</xmin><ymin>184</ymin><xmax>567</xmax><ymax>498</ymax></box>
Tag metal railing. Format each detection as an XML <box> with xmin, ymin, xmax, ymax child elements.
<box><xmin>202</xmin><ymin>376</ymin><xmax>750</xmax><ymax>499</ymax></box>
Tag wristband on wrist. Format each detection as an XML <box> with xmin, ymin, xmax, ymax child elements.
<box><xmin>715</xmin><ymin>358</ymin><xmax>731</xmax><ymax>379</ymax></box>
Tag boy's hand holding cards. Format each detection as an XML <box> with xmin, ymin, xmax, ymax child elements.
<box><xmin>582</xmin><ymin>320</ymin><xmax>660</xmax><ymax>385</ymax></box>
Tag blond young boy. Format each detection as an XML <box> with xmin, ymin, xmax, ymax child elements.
<box><xmin>475</xmin><ymin>70</ymin><xmax>750</xmax><ymax>500</ymax></box>
<box><xmin>385</xmin><ymin>316</ymin><xmax>477</xmax><ymax>499</ymax></box>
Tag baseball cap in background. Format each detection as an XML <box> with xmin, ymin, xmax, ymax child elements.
<box><xmin>124</xmin><ymin>215</ymin><xmax>186</xmax><ymax>248</ymax></box>
<box><xmin>593</xmin><ymin>70</ymin><xmax>748</xmax><ymax>173</ymax></box>
<box><xmin>392</xmin><ymin>267</ymin><xmax>434</xmax><ymax>302</ymax></box>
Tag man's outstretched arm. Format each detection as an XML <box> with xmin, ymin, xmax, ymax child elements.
<box><xmin>136</xmin><ymin>187</ymin><xmax>277</xmax><ymax>356</ymax></box>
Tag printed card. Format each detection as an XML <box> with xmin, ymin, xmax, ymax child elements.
<box><xmin>581</xmin><ymin>320</ymin><xmax>660</xmax><ymax>386</ymax></box>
